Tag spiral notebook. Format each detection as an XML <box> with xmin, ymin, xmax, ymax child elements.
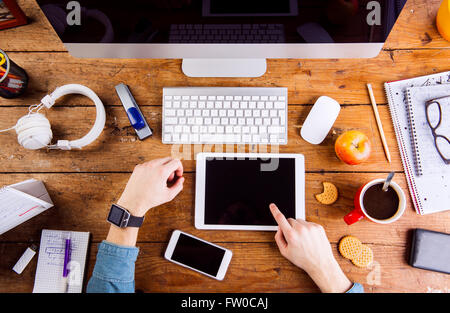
<box><xmin>384</xmin><ymin>71</ymin><xmax>450</xmax><ymax>215</ymax></box>
<box><xmin>406</xmin><ymin>84</ymin><xmax>450</xmax><ymax>176</ymax></box>
<box><xmin>0</xmin><ymin>179</ymin><xmax>53</xmax><ymax>235</ymax></box>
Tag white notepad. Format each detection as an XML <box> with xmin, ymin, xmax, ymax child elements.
<box><xmin>384</xmin><ymin>71</ymin><xmax>450</xmax><ymax>215</ymax></box>
<box><xmin>0</xmin><ymin>179</ymin><xmax>54</xmax><ymax>235</ymax></box>
<box><xmin>33</xmin><ymin>229</ymin><xmax>90</xmax><ymax>293</ymax></box>
<box><xmin>406</xmin><ymin>84</ymin><xmax>450</xmax><ymax>176</ymax></box>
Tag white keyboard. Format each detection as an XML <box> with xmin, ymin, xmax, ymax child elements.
<box><xmin>162</xmin><ymin>87</ymin><xmax>288</xmax><ymax>145</ymax></box>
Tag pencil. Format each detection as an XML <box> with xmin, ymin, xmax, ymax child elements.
<box><xmin>367</xmin><ymin>83</ymin><xmax>391</xmax><ymax>163</ymax></box>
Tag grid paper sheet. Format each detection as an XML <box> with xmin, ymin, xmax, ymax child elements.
<box><xmin>33</xmin><ymin>229</ymin><xmax>90</xmax><ymax>293</ymax></box>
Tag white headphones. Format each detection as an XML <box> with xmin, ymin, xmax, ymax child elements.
<box><xmin>0</xmin><ymin>84</ymin><xmax>106</xmax><ymax>150</ymax></box>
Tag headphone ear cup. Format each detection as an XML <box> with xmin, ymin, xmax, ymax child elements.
<box><xmin>15</xmin><ymin>114</ymin><xmax>53</xmax><ymax>150</ymax></box>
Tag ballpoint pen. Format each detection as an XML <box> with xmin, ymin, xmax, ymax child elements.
<box><xmin>63</xmin><ymin>234</ymin><xmax>71</xmax><ymax>292</ymax></box>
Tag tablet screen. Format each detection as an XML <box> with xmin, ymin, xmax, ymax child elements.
<box><xmin>204</xmin><ymin>157</ymin><xmax>296</xmax><ymax>225</ymax></box>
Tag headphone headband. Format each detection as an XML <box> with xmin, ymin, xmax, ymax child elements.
<box><xmin>40</xmin><ymin>84</ymin><xmax>106</xmax><ymax>150</ymax></box>
<box><xmin>7</xmin><ymin>84</ymin><xmax>106</xmax><ymax>150</ymax></box>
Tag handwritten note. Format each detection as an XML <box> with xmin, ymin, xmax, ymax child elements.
<box><xmin>33</xmin><ymin>229</ymin><xmax>90</xmax><ymax>293</ymax></box>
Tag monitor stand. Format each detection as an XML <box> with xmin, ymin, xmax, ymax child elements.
<box><xmin>182</xmin><ymin>59</ymin><xmax>267</xmax><ymax>78</ymax></box>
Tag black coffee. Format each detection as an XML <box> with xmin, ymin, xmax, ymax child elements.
<box><xmin>363</xmin><ymin>183</ymin><xmax>399</xmax><ymax>220</ymax></box>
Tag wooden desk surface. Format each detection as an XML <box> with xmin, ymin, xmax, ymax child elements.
<box><xmin>1</xmin><ymin>0</ymin><xmax>449</xmax><ymax>293</ymax></box>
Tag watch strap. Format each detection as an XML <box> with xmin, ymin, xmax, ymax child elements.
<box><xmin>127</xmin><ymin>214</ymin><xmax>144</xmax><ymax>227</ymax></box>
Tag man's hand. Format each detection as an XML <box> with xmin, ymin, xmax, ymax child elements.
<box><xmin>269</xmin><ymin>203</ymin><xmax>352</xmax><ymax>293</ymax></box>
<box><xmin>117</xmin><ymin>157</ymin><xmax>184</xmax><ymax>217</ymax></box>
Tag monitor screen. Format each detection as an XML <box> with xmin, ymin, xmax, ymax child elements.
<box><xmin>37</xmin><ymin>0</ymin><xmax>406</xmax><ymax>44</ymax></box>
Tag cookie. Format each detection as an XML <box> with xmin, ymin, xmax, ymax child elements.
<box><xmin>315</xmin><ymin>182</ymin><xmax>339</xmax><ymax>205</ymax></box>
<box><xmin>339</xmin><ymin>236</ymin><xmax>363</xmax><ymax>260</ymax></box>
<box><xmin>351</xmin><ymin>244</ymin><xmax>374</xmax><ymax>268</ymax></box>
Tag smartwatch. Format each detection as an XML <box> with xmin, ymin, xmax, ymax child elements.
<box><xmin>107</xmin><ymin>204</ymin><xmax>144</xmax><ymax>228</ymax></box>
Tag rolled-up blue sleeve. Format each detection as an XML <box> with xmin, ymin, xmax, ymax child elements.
<box><xmin>86</xmin><ymin>241</ymin><xmax>139</xmax><ymax>293</ymax></box>
<box><xmin>346</xmin><ymin>283</ymin><xmax>364</xmax><ymax>293</ymax></box>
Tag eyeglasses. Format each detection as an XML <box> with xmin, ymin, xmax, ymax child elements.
<box><xmin>425</xmin><ymin>96</ymin><xmax>450</xmax><ymax>165</ymax></box>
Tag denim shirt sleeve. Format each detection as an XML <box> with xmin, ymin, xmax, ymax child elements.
<box><xmin>346</xmin><ymin>282</ymin><xmax>365</xmax><ymax>293</ymax></box>
<box><xmin>86</xmin><ymin>241</ymin><xmax>139</xmax><ymax>293</ymax></box>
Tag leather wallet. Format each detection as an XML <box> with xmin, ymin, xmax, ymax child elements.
<box><xmin>409</xmin><ymin>228</ymin><xmax>450</xmax><ymax>274</ymax></box>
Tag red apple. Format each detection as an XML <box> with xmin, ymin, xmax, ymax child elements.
<box><xmin>335</xmin><ymin>130</ymin><xmax>371</xmax><ymax>165</ymax></box>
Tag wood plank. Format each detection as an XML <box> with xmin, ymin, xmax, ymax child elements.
<box><xmin>0</xmin><ymin>173</ymin><xmax>449</xmax><ymax>245</ymax></box>
<box><xmin>0</xmin><ymin>105</ymin><xmax>403</xmax><ymax>172</ymax></box>
<box><xmin>2</xmin><ymin>1</ymin><xmax>448</xmax><ymax>52</ymax></box>
<box><xmin>1</xmin><ymin>242</ymin><xmax>449</xmax><ymax>293</ymax></box>
<box><xmin>1</xmin><ymin>49</ymin><xmax>449</xmax><ymax>108</ymax></box>
<box><xmin>0</xmin><ymin>0</ymin><xmax>66</xmax><ymax>52</ymax></box>
<box><xmin>384</xmin><ymin>0</ymin><xmax>450</xmax><ymax>50</ymax></box>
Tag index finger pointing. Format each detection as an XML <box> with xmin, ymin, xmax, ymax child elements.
<box><xmin>269</xmin><ymin>203</ymin><xmax>292</xmax><ymax>234</ymax></box>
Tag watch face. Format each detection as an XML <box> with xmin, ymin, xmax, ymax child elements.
<box><xmin>107</xmin><ymin>205</ymin><xmax>126</xmax><ymax>227</ymax></box>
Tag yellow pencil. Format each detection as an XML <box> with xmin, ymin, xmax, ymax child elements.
<box><xmin>367</xmin><ymin>83</ymin><xmax>391</xmax><ymax>163</ymax></box>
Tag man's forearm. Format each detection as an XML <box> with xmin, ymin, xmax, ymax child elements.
<box><xmin>106</xmin><ymin>225</ymin><xmax>140</xmax><ymax>247</ymax></box>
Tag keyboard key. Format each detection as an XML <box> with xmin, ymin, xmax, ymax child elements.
<box><xmin>166</xmin><ymin>109</ymin><xmax>176</xmax><ymax>116</ymax></box>
<box><xmin>274</xmin><ymin>101</ymin><xmax>285</xmax><ymax>109</ymax></box>
<box><xmin>165</xmin><ymin>117</ymin><xmax>178</xmax><ymax>124</ymax></box>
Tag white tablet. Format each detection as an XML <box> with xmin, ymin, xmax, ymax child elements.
<box><xmin>195</xmin><ymin>153</ymin><xmax>305</xmax><ymax>231</ymax></box>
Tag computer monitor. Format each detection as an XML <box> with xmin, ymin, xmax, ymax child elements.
<box><xmin>37</xmin><ymin>0</ymin><xmax>407</xmax><ymax>77</ymax></box>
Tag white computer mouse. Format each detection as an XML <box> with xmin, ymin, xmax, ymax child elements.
<box><xmin>300</xmin><ymin>96</ymin><xmax>340</xmax><ymax>144</ymax></box>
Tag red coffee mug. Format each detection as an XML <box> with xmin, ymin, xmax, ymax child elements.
<box><xmin>344</xmin><ymin>178</ymin><xmax>406</xmax><ymax>225</ymax></box>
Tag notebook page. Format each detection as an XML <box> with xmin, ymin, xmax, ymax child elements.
<box><xmin>406</xmin><ymin>85</ymin><xmax>450</xmax><ymax>214</ymax></box>
<box><xmin>0</xmin><ymin>182</ymin><xmax>53</xmax><ymax>235</ymax></box>
<box><xmin>33</xmin><ymin>229</ymin><xmax>90</xmax><ymax>293</ymax></box>
<box><xmin>384</xmin><ymin>71</ymin><xmax>450</xmax><ymax>215</ymax></box>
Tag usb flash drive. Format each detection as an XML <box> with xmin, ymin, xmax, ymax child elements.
<box><xmin>115</xmin><ymin>83</ymin><xmax>153</xmax><ymax>140</ymax></box>
<box><xmin>13</xmin><ymin>244</ymin><xmax>38</xmax><ymax>274</ymax></box>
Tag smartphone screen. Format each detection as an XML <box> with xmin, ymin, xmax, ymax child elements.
<box><xmin>170</xmin><ymin>233</ymin><xmax>226</xmax><ymax>277</ymax></box>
